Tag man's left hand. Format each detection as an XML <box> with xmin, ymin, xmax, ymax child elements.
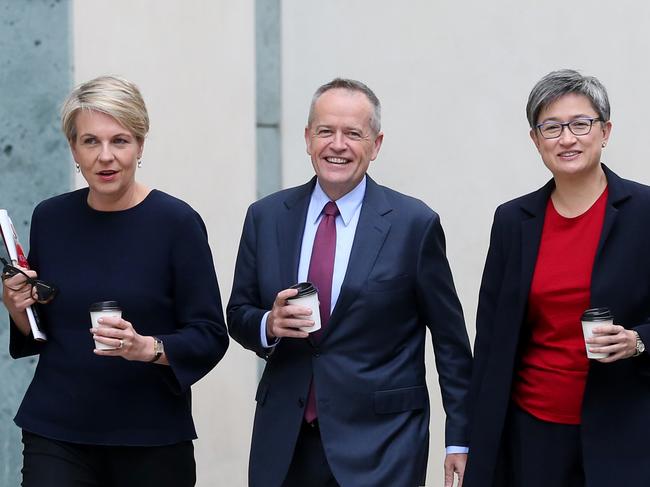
<box><xmin>444</xmin><ymin>453</ymin><xmax>466</xmax><ymax>487</ymax></box>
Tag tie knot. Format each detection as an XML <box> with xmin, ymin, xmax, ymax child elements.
<box><xmin>323</xmin><ymin>201</ymin><xmax>339</xmax><ymax>217</ymax></box>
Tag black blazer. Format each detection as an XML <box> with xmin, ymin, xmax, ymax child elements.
<box><xmin>464</xmin><ymin>165</ymin><xmax>650</xmax><ymax>487</ymax></box>
<box><xmin>228</xmin><ymin>176</ymin><xmax>472</xmax><ymax>487</ymax></box>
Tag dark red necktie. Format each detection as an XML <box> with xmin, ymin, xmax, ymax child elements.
<box><xmin>304</xmin><ymin>201</ymin><xmax>339</xmax><ymax>423</ymax></box>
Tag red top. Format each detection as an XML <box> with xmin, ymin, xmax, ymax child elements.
<box><xmin>511</xmin><ymin>187</ymin><xmax>608</xmax><ymax>424</ymax></box>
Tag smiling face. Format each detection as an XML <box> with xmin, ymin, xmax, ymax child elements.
<box><xmin>305</xmin><ymin>88</ymin><xmax>383</xmax><ymax>201</ymax></box>
<box><xmin>530</xmin><ymin>93</ymin><xmax>611</xmax><ymax>179</ymax></box>
<box><xmin>70</xmin><ymin>109</ymin><xmax>144</xmax><ymax>210</ymax></box>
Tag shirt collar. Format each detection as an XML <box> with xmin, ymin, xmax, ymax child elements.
<box><xmin>309</xmin><ymin>177</ymin><xmax>366</xmax><ymax>226</ymax></box>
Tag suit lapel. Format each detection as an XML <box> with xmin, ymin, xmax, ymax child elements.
<box><xmin>594</xmin><ymin>165</ymin><xmax>631</xmax><ymax>261</ymax></box>
<box><xmin>326</xmin><ymin>177</ymin><xmax>392</xmax><ymax>335</ymax></box>
<box><xmin>277</xmin><ymin>179</ymin><xmax>315</xmax><ymax>290</ymax></box>
<box><xmin>591</xmin><ymin>165</ymin><xmax>632</xmax><ymax>301</ymax></box>
<box><xmin>519</xmin><ymin>180</ymin><xmax>554</xmax><ymax>306</ymax></box>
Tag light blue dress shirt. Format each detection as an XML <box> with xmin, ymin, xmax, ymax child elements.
<box><xmin>260</xmin><ymin>176</ymin><xmax>365</xmax><ymax>346</ymax></box>
<box><xmin>258</xmin><ymin>176</ymin><xmax>468</xmax><ymax>455</ymax></box>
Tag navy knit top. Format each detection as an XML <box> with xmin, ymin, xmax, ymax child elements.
<box><xmin>10</xmin><ymin>188</ymin><xmax>229</xmax><ymax>446</ymax></box>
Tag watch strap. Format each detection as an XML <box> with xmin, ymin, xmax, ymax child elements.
<box><xmin>633</xmin><ymin>331</ymin><xmax>645</xmax><ymax>357</ymax></box>
<box><xmin>149</xmin><ymin>337</ymin><xmax>163</xmax><ymax>363</ymax></box>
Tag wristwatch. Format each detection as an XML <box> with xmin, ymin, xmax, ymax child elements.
<box><xmin>633</xmin><ymin>331</ymin><xmax>645</xmax><ymax>357</ymax></box>
<box><xmin>149</xmin><ymin>337</ymin><xmax>164</xmax><ymax>363</ymax></box>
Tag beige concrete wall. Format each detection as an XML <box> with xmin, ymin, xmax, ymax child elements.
<box><xmin>281</xmin><ymin>0</ymin><xmax>650</xmax><ymax>483</ymax></box>
<box><xmin>73</xmin><ymin>1</ymin><xmax>256</xmax><ymax>485</ymax></box>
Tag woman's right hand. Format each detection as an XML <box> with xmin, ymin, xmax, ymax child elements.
<box><xmin>2</xmin><ymin>267</ymin><xmax>38</xmax><ymax>335</ymax></box>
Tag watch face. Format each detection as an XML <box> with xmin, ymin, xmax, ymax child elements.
<box><xmin>639</xmin><ymin>342</ymin><xmax>646</xmax><ymax>353</ymax></box>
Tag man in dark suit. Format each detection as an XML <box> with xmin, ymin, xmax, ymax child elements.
<box><xmin>228</xmin><ymin>78</ymin><xmax>472</xmax><ymax>487</ymax></box>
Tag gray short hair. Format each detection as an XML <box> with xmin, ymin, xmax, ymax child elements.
<box><xmin>307</xmin><ymin>78</ymin><xmax>381</xmax><ymax>134</ymax></box>
<box><xmin>61</xmin><ymin>75</ymin><xmax>149</xmax><ymax>142</ymax></box>
<box><xmin>526</xmin><ymin>69</ymin><xmax>610</xmax><ymax>128</ymax></box>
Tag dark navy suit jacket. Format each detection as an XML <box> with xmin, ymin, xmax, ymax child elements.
<box><xmin>465</xmin><ymin>166</ymin><xmax>650</xmax><ymax>487</ymax></box>
<box><xmin>228</xmin><ymin>176</ymin><xmax>472</xmax><ymax>487</ymax></box>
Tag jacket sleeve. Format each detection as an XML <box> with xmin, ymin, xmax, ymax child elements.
<box><xmin>156</xmin><ymin>210</ymin><xmax>229</xmax><ymax>394</ymax></box>
<box><xmin>416</xmin><ymin>212</ymin><xmax>473</xmax><ymax>447</ymax></box>
<box><xmin>227</xmin><ymin>205</ymin><xmax>270</xmax><ymax>358</ymax></box>
<box><xmin>467</xmin><ymin>207</ymin><xmax>506</xmax><ymax>424</ymax></box>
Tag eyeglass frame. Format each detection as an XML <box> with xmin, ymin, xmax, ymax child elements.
<box><xmin>0</xmin><ymin>257</ymin><xmax>58</xmax><ymax>304</ymax></box>
<box><xmin>535</xmin><ymin>117</ymin><xmax>603</xmax><ymax>139</ymax></box>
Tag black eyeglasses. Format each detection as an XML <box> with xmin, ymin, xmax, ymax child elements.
<box><xmin>536</xmin><ymin>117</ymin><xmax>602</xmax><ymax>139</ymax></box>
<box><xmin>0</xmin><ymin>257</ymin><xmax>58</xmax><ymax>304</ymax></box>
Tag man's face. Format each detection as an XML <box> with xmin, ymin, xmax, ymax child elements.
<box><xmin>305</xmin><ymin>88</ymin><xmax>383</xmax><ymax>201</ymax></box>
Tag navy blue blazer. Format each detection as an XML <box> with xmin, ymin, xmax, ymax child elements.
<box><xmin>464</xmin><ymin>166</ymin><xmax>650</xmax><ymax>487</ymax></box>
<box><xmin>227</xmin><ymin>176</ymin><xmax>472</xmax><ymax>487</ymax></box>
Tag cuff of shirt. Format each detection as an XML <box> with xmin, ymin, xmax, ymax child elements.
<box><xmin>446</xmin><ymin>446</ymin><xmax>469</xmax><ymax>455</ymax></box>
<box><xmin>260</xmin><ymin>311</ymin><xmax>279</xmax><ymax>349</ymax></box>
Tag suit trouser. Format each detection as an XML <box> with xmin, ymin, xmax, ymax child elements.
<box><xmin>503</xmin><ymin>405</ymin><xmax>585</xmax><ymax>487</ymax></box>
<box><xmin>282</xmin><ymin>420</ymin><xmax>340</xmax><ymax>487</ymax></box>
<box><xmin>21</xmin><ymin>430</ymin><xmax>196</xmax><ymax>487</ymax></box>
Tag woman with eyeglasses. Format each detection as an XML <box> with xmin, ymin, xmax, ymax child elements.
<box><xmin>464</xmin><ymin>69</ymin><xmax>650</xmax><ymax>487</ymax></box>
<box><xmin>0</xmin><ymin>76</ymin><xmax>229</xmax><ymax>487</ymax></box>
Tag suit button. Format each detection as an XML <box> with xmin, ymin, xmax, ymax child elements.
<box><xmin>298</xmin><ymin>398</ymin><xmax>305</xmax><ymax>408</ymax></box>
<box><xmin>313</xmin><ymin>347</ymin><xmax>320</xmax><ymax>357</ymax></box>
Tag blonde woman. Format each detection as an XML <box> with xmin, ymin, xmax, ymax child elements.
<box><xmin>2</xmin><ymin>76</ymin><xmax>228</xmax><ymax>487</ymax></box>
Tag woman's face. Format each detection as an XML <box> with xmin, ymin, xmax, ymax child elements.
<box><xmin>530</xmin><ymin>93</ymin><xmax>611</xmax><ymax>179</ymax></box>
<box><xmin>70</xmin><ymin>110</ymin><xmax>143</xmax><ymax>208</ymax></box>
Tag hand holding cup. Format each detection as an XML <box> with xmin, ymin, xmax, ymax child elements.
<box><xmin>582</xmin><ymin>307</ymin><xmax>637</xmax><ymax>363</ymax></box>
<box><xmin>90</xmin><ymin>301</ymin><xmax>154</xmax><ymax>361</ymax></box>
<box><xmin>266</xmin><ymin>284</ymin><xmax>319</xmax><ymax>340</ymax></box>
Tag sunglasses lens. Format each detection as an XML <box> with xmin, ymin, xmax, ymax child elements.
<box><xmin>35</xmin><ymin>283</ymin><xmax>57</xmax><ymax>304</ymax></box>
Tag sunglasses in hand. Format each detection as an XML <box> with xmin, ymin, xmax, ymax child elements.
<box><xmin>1</xmin><ymin>257</ymin><xmax>58</xmax><ymax>304</ymax></box>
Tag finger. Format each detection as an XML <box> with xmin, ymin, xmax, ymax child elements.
<box><xmin>97</xmin><ymin>316</ymin><xmax>128</xmax><ymax>329</ymax></box>
<box><xmin>93</xmin><ymin>335</ymin><xmax>123</xmax><ymax>349</ymax></box>
<box><xmin>592</xmin><ymin>324</ymin><xmax>620</xmax><ymax>335</ymax></box>
<box><xmin>590</xmin><ymin>341</ymin><xmax>629</xmax><ymax>354</ymax></box>
<box><xmin>275</xmin><ymin>288</ymin><xmax>299</xmax><ymax>303</ymax></box>
<box><xmin>273</xmin><ymin>318</ymin><xmax>315</xmax><ymax>330</ymax></box>
<box><xmin>17</xmin><ymin>295</ymin><xmax>36</xmax><ymax>309</ymax></box>
<box><xmin>91</xmin><ymin>326</ymin><xmax>122</xmax><ymax>339</ymax></box>
<box><xmin>284</xmin><ymin>304</ymin><xmax>314</xmax><ymax>317</ymax></box>
<box><xmin>597</xmin><ymin>351</ymin><xmax>626</xmax><ymax>363</ymax></box>
<box><xmin>597</xmin><ymin>344</ymin><xmax>634</xmax><ymax>362</ymax></box>
<box><xmin>94</xmin><ymin>347</ymin><xmax>122</xmax><ymax>357</ymax></box>
<box><xmin>588</xmin><ymin>334</ymin><xmax>622</xmax><ymax>346</ymax></box>
<box><xmin>444</xmin><ymin>464</ymin><xmax>454</xmax><ymax>487</ymax></box>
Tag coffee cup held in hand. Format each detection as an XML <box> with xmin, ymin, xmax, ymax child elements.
<box><xmin>286</xmin><ymin>282</ymin><xmax>321</xmax><ymax>333</ymax></box>
<box><xmin>581</xmin><ymin>307</ymin><xmax>613</xmax><ymax>359</ymax></box>
<box><xmin>90</xmin><ymin>301</ymin><xmax>122</xmax><ymax>350</ymax></box>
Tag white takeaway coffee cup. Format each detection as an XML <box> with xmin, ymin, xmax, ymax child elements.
<box><xmin>286</xmin><ymin>282</ymin><xmax>321</xmax><ymax>333</ymax></box>
<box><xmin>580</xmin><ymin>307</ymin><xmax>613</xmax><ymax>359</ymax></box>
<box><xmin>90</xmin><ymin>301</ymin><xmax>122</xmax><ymax>350</ymax></box>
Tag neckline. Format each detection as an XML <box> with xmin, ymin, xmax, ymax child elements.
<box><xmin>549</xmin><ymin>186</ymin><xmax>607</xmax><ymax>222</ymax></box>
<box><xmin>84</xmin><ymin>188</ymin><xmax>158</xmax><ymax>215</ymax></box>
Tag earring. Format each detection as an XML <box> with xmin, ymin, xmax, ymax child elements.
<box><xmin>75</xmin><ymin>163</ymin><xmax>80</xmax><ymax>173</ymax></box>
<box><xmin>137</xmin><ymin>159</ymin><xmax>143</xmax><ymax>168</ymax></box>
<box><xmin>602</xmin><ymin>142</ymin><xmax>607</xmax><ymax>148</ymax></box>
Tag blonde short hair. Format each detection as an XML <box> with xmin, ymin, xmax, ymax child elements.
<box><xmin>61</xmin><ymin>75</ymin><xmax>149</xmax><ymax>142</ymax></box>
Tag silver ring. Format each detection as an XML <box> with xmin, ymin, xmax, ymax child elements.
<box><xmin>118</xmin><ymin>339</ymin><xmax>124</xmax><ymax>349</ymax></box>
